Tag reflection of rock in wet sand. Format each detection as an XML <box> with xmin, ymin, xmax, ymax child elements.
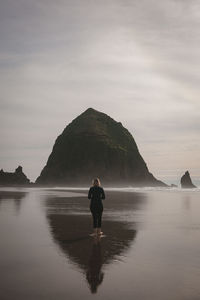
<box><xmin>0</xmin><ymin>191</ymin><xmax>26</xmax><ymax>213</ymax></box>
<box><xmin>46</xmin><ymin>213</ymin><xmax>136</xmax><ymax>293</ymax></box>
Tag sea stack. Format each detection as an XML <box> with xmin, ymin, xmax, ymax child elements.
<box><xmin>180</xmin><ymin>171</ymin><xmax>196</xmax><ymax>188</ymax></box>
<box><xmin>36</xmin><ymin>108</ymin><xmax>166</xmax><ymax>187</ymax></box>
<box><xmin>0</xmin><ymin>166</ymin><xmax>30</xmax><ymax>185</ymax></box>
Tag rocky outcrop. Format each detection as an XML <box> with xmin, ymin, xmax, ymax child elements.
<box><xmin>180</xmin><ymin>171</ymin><xmax>196</xmax><ymax>188</ymax></box>
<box><xmin>36</xmin><ymin>108</ymin><xmax>167</xmax><ymax>187</ymax></box>
<box><xmin>170</xmin><ymin>184</ymin><xmax>178</xmax><ymax>188</ymax></box>
<box><xmin>0</xmin><ymin>166</ymin><xmax>30</xmax><ymax>185</ymax></box>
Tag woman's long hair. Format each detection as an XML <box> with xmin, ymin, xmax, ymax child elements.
<box><xmin>92</xmin><ymin>178</ymin><xmax>101</xmax><ymax>186</ymax></box>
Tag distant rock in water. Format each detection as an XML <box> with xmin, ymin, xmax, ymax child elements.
<box><xmin>0</xmin><ymin>166</ymin><xmax>30</xmax><ymax>185</ymax></box>
<box><xmin>36</xmin><ymin>108</ymin><xmax>166</xmax><ymax>187</ymax></box>
<box><xmin>170</xmin><ymin>184</ymin><xmax>178</xmax><ymax>188</ymax></box>
<box><xmin>180</xmin><ymin>171</ymin><xmax>196</xmax><ymax>188</ymax></box>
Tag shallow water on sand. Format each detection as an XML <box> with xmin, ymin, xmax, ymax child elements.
<box><xmin>0</xmin><ymin>187</ymin><xmax>200</xmax><ymax>300</ymax></box>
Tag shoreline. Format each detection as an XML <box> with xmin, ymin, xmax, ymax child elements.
<box><xmin>0</xmin><ymin>185</ymin><xmax>199</xmax><ymax>192</ymax></box>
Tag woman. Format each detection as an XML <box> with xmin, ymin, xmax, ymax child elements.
<box><xmin>88</xmin><ymin>178</ymin><xmax>105</xmax><ymax>236</ymax></box>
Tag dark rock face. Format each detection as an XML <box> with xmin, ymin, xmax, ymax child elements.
<box><xmin>36</xmin><ymin>108</ymin><xmax>166</xmax><ymax>187</ymax></box>
<box><xmin>0</xmin><ymin>166</ymin><xmax>30</xmax><ymax>185</ymax></box>
<box><xmin>181</xmin><ymin>171</ymin><xmax>196</xmax><ymax>188</ymax></box>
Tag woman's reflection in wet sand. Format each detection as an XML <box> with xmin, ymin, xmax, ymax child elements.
<box><xmin>44</xmin><ymin>192</ymin><xmax>141</xmax><ymax>293</ymax></box>
<box><xmin>86</xmin><ymin>236</ymin><xmax>104</xmax><ymax>293</ymax></box>
<box><xmin>45</xmin><ymin>212</ymin><xmax>137</xmax><ymax>294</ymax></box>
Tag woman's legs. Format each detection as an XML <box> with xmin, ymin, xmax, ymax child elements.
<box><xmin>97</xmin><ymin>210</ymin><xmax>103</xmax><ymax>235</ymax></box>
<box><xmin>90</xmin><ymin>211</ymin><xmax>98</xmax><ymax>236</ymax></box>
<box><xmin>90</xmin><ymin>207</ymin><xmax>103</xmax><ymax>236</ymax></box>
<box><xmin>92</xmin><ymin>211</ymin><xmax>98</xmax><ymax>228</ymax></box>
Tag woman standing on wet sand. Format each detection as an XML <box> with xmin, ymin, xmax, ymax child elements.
<box><xmin>88</xmin><ymin>178</ymin><xmax>105</xmax><ymax>237</ymax></box>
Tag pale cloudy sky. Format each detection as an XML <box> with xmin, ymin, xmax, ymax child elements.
<box><xmin>0</xmin><ymin>0</ymin><xmax>200</xmax><ymax>184</ymax></box>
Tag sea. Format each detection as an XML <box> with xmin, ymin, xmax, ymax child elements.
<box><xmin>0</xmin><ymin>186</ymin><xmax>200</xmax><ymax>300</ymax></box>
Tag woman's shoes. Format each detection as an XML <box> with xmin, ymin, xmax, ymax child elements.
<box><xmin>90</xmin><ymin>228</ymin><xmax>98</xmax><ymax>237</ymax></box>
<box><xmin>97</xmin><ymin>228</ymin><xmax>103</xmax><ymax>235</ymax></box>
<box><xmin>89</xmin><ymin>233</ymin><xmax>97</xmax><ymax>237</ymax></box>
<box><xmin>90</xmin><ymin>228</ymin><xmax>103</xmax><ymax>237</ymax></box>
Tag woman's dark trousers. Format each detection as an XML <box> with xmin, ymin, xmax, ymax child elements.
<box><xmin>90</xmin><ymin>206</ymin><xmax>103</xmax><ymax>228</ymax></box>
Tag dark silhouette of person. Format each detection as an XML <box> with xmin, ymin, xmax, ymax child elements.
<box><xmin>88</xmin><ymin>178</ymin><xmax>105</xmax><ymax>236</ymax></box>
<box><xmin>86</xmin><ymin>238</ymin><xmax>104</xmax><ymax>293</ymax></box>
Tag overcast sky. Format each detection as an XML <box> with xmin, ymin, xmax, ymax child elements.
<box><xmin>0</xmin><ymin>0</ymin><xmax>200</xmax><ymax>184</ymax></box>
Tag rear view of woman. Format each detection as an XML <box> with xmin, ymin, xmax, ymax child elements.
<box><xmin>88</xmin><ymin>178</ymin><xmax>105</xmax><ymax>237</ymax></box>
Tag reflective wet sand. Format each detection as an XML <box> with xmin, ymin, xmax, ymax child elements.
<box><xmin>0</xmin><ymin>187</ymin><xmax>200</xmax><ymax>300</ymax></box>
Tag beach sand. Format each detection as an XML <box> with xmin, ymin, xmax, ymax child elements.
<box><xmin>0</xmin><ymin>187</ymin><xmax>200</xmax><ymax>299</ymax></box>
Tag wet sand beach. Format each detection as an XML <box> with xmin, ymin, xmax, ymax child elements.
<box><xmin>0</xmin><ymin>187</ymin><xmax>200</xmax><ymax>300</ymax></box>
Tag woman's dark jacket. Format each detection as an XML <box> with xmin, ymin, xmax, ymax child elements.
<box><xmin>88</xmin><ymin>186</ymin><xmax>105</xmax><ymax>211</ymax></box>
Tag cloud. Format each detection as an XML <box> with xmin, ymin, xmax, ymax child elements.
<box><xmin>0</xmin><ymin>0</ymin><xmax>200</xmax><ymax>182</ymax></box>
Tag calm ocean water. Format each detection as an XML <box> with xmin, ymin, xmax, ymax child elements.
<box><xmin>0</xmin><ymin>187</ymin><xmax>200</xmax><ymax>300</ymax></box>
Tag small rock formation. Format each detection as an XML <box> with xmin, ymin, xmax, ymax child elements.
<box><xmin>170</xmin><ymin>184</ymin><xmax>178</xmax><ymax>188</ymax></box>
<box><xmin>180</xmin><ymin>171</ymin><xmax>196</xmax><ymax>188</ymax></box>
<box><xmin>36</xmin><ymin>107</ymin><xmax>167</xmax><ymax>187</ymax></box>
<box><xmin>0</xmin><ymin>166</ymin><xmax>30</xmax><ymax>185</ymax></box>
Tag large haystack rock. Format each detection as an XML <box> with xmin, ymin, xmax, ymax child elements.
<box><xmin>36</xmin><ymin>108</ymin><xmax>166</xmax><ymax>187</ymax></box>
